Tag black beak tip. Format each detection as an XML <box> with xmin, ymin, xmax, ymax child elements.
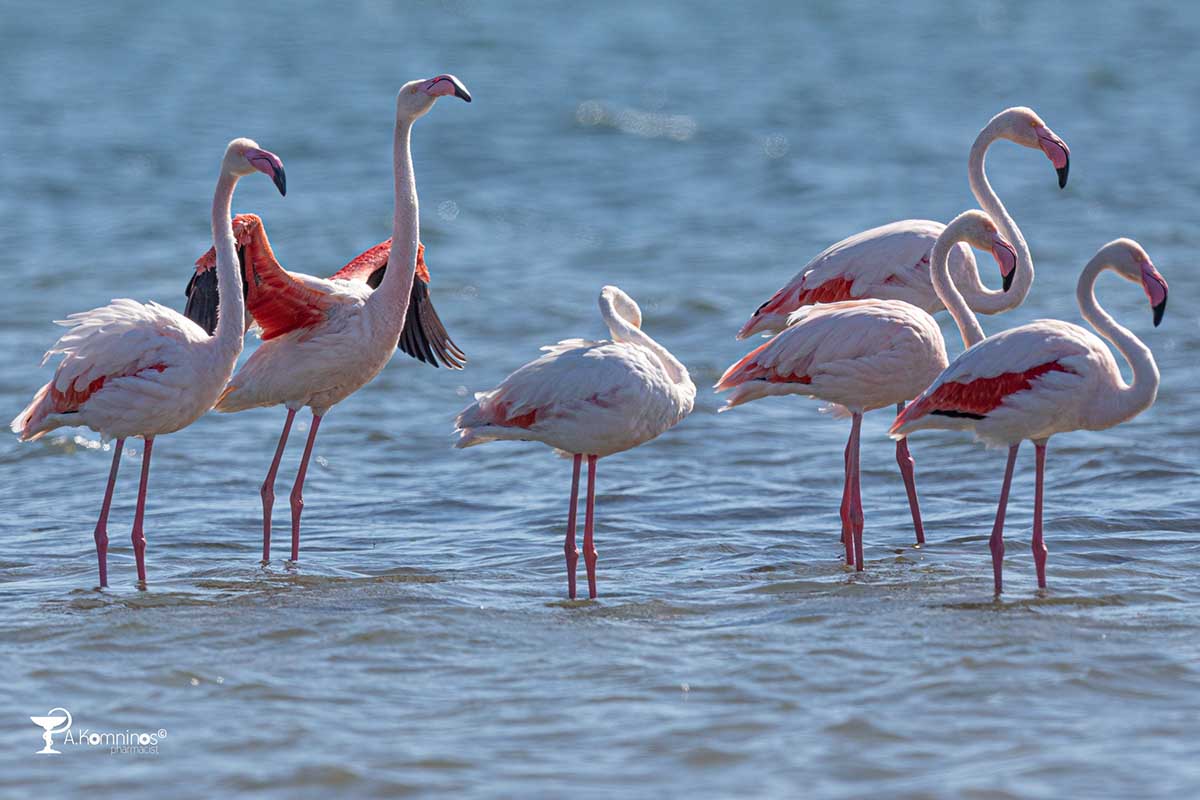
<box><xmin>1152</xmin><ymin>299</ymin><xmax>1166</xmax><ymax>327</ymax></box>
<box><xmin>1056</xmin><ymin>160</ymin><xmax>1069</xmax><ymax>189</ymax></box>
<box><xmin>1002</xmin><ymin>270</ymin><xmax>1015</xmax><ymax>292</ymax></box>
<box><xmin>273</xmin><ymin>167</ymin><xmax>287</xmax><ymax>197</ymax></box>
<box><xmin>456</xmin><ymin>87</ymin><xmax>472</xmax><ymax>103</ymax></box>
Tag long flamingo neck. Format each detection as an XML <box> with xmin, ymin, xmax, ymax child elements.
<box><xmin>1076</xmin><ymin>254</ymin><xmax>1159</xmax><ymax>426</ymax></box>
<box><xmin>368</xmin><ymin>118</ymin><xmax>418</xmax><ymax>329</ymax></box>
<box><xmin>931</xmin><ymin>231</ymin><xmax>986</xmax><ymax>349</ymax></box>
<box><xmin>964</xmin><ymin>126</ymin><xmax>1033</xmax><ymax>313</ymax></box>
<box><xmin>210</xmin><ymin>168</ymin><xmax>245</xmax><ymax>356</ymax></box>
<box><xmin>600</xmin><ymin>298</ymin><xmax>688</xmax><ymax>386</ymax></box>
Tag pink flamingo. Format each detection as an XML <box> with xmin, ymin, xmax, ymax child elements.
<box><xmin>10</xmin><ymin>138</ymin><xmax>287</xmax><ymax>587</ymax></box>
<box><xmin>190</xmin><ymin>75</ymin><xmax>470</xmax><ymax>565</ymax></box>
<box><xmin>891</xmin><ymin>239</ymin><xmax>1167</xmax><ymax>594</ymax></box>
<box><xmin>716</xmin><ymin>211</ymin><xmax>1016</xmax><ymax>570</ymax></box>
<box><xmin>454</xmin><ymin>286</ymin><xmax>695</xmax><ymax>599</ymax></box>
<box><xmin>739</xmin><ymin>107</ymin><xmax>1069</xmax><ymax>339</ymax></box>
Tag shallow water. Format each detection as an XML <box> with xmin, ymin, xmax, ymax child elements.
<box><xmin>2</xmin><ymin>1</ymin><xmax>1199</xmax><ymax>797</ymax></box>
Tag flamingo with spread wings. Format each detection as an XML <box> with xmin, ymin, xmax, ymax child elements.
<box><xmin>11</xmin><ymin>138</ymin><xmax>287</xmax><ymax>587</ymax></box>
<box><xmin>181</xmin><ymin>74</ymin><xmax>471</xmax><ymax>565</ymax></box>
<box><xmin>891</xmin><ymin>239</ymin><xmax>1167</xmax><ymax>594</ymax></box>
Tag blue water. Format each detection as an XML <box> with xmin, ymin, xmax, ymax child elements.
<box><xmin>2</xmin><ymin>1</ymin><xmax>1199</xmax><ymax>797</ymax></box>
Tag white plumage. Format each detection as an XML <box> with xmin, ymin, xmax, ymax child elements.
<box><xmin>455</xmin><ymin>285</ymin><xmax>694</xmax><ymax>600</ymax></box>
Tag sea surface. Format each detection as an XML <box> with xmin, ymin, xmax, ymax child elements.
<box><xmin>1</xmin><ymin>1</ymin><xmax>1198</xmax><ymax>797</ymax></box>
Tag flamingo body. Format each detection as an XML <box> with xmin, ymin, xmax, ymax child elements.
<box><xmin>892</xmin><ymin>320</ymin><xmax>1113</xmax><ymax>445</ymax></box>
<box><xmin>13</xmin><ymin>300</ymin><xmax>226</xmax><ymax>441</ymax></box>
<box><xmin>720</xmin><ymin>299</ymin><xmax>949</xmax><ymax>413</ymax></box>
<box><xmin>739</xmin><ymin>220</ymin><xmax>978</xmax><ymax>338</ymax></box>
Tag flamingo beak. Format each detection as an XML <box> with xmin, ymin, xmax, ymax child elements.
<box><xmin>991</xmin><ymin>236</ymin><xmax>1018</xmax><ymax>291</ymax></box>
<box><xmin>1037</xmin><ymin>126</ymin><xmax>1070</xmax><ymax>189</ymax></box>
<box><xmin>424</xmin><ymin>75</ymin><xmax>472</xmax><ymax>103</ymax></box>
<box><xmin>1142</xmin><ymin>265</ymin><xmax>1168</xmax><ymax>327</ymax></box>
<box><xmin>245</xmin><ymin>147</ymin><xmax>287</xmax><ymax>196</ymax></box>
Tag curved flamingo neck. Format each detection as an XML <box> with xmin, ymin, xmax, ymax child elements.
<box><xmin>963</xmin><ymin>125</ymin><xmax>1033</xmax><ymax>313</ymax></box>
<box><xmin>930</xmin><ymin>225</ymin><xmax>987</xmax><ymax>349</ymax></box>
<box><xmin>210</xmin><ymin>166</ymin><xmax>245</xmax><ymax>358</ymax></box>
<box><xmin>367</xmin><ymin>118</ymin><xmax>419</xmax><ymax>329</ymax></box>
<box><xmin>1076</xmin><ymin>252</ymin><xmax>1159</xmax><ymax>427</ymax></box>
<box><xmin>600</xmin><ymin>296</ymin><xmax>688</xmax><ymax>386</ymax></box>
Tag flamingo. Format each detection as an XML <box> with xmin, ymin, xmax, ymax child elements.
<box><xmin>890</xmin><ymin>239</ymin><xmax>1167</xmax><ymax>594</ymax></box>
<box><xmin>738</xmin><ymin>107</ymin><xmax>1069</xmax><ymax>339</ymax></box>
<box><xmin>454</xmin><ymin>286</ymin><xmax>695</xmax><ymax>600</ymax></box>
<box><xmin>734</xmin><ymin>106</ymin><xmax>1067</xmax><ymax>544</ymax></box>
<box><xmin>189</xmin><ymin>75</ymin><xmax>470</xmax><ymax>565</ymax></box>
<box><xmin>10</xmin><ymin>138</ymin><xmax>287</xmax><ymax>587</ymax></box>
<box><xmin>716</xmin><ymin>211</ymin><xmax>1016</xmax><ymax>570</ymax></box>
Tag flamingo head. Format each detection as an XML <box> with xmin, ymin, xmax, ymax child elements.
<box><xmin>397</xmin><ymin>74</ymin><xmax>472</xmax><ymax>120</ymax></box>
<box><xmin>600</xmin><ymin>285</ymin><xmax>643</xmax><ymax>329</ymax></box>
<box><xmin>992</xmin><ymin>107</ymin><xmax>1071</xmax><ymax>189</ymax></box>
<box><xmin>1105</xmin><ymin>240</ymin><xmax>1169</xmax><ymax>327</ymax></box>
<box><xmin>224</xmin><ymin>138</ymin><xmax>286</xmax><ymax>196</ymax></box>
<box><xmin>950</xmin><ymin>210</ymin><xmax>1018</xmax><ymax>291</ymax></box>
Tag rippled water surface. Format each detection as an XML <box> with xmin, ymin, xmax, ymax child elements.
<box><xmin>2</xmin><ymin>1</ymin><xmax>1199</xmax><ymax>797</ymax></box>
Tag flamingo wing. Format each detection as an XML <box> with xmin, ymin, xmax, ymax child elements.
<box><xmin>184</xmin><ymin>213</ymin><xmax>337</xmax><ymax>340</ymax></box>
<box><xmin>738</xmin><ymin>219</ymin><xmax>947</xmax><ymax>339</ymax></box>
<box><xmin>892</xmin><ymin>321</ymin><xmax>1093</xmax><ymax>432</ymax></box>
<box><xmin>330</xmin><ymin>240</ymin><xmax>466</xmax><ymax>369</ymax></box>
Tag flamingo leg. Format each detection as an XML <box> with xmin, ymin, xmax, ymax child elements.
<box><xmin>1032</xmin><ymin>441</ymin><xmax>1048</xmax><ymax>589</ymax></box>
<box><xmin>839</xmin><ymin>429</ymin><xmax>855</xmax><ymax>566</ymax></box>
<box><xmin>894</xmin><ymin>402</ymin><xmax>926</xmax><ymax>546</ymax></box>
<box><xmin>289</xmin><ymin>413</ymin><xmax>322</xmax><ymax>562</ymax></box>
<box><xmin>990</xmin><ymin>443</ymin><xmax>1020</xmax><ymax>596</ymax></box>
<box><xmin>260</xmin><ymin>408</ymin><xmax>296</xmax><ymax>563</ymax></box>
<box><xmin>564</xmin><ymin>454</ymin><xmax>582</xmax><ymax>599</ymax></box>
<box><xmin>848</xmin><ymin>412</ymin><xmax>865</xmax><ymax>571</ymax></box>
<box><xmin>93</xmin><ymin>438</ymin><xmax>124</xmax><ymax>588</ymax></box>
<box><xmin>131</xmin><ymin>437</ymin><xmax>155</xmax><ymax>584</ymax></box>
<box><xmin>582</xmin><ymin>454</ymin><xmax>599</xmax><ymax>599</ymax></box>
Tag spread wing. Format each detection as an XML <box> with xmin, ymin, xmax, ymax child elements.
<box><xmin>329</xmin><ymin>240</ymin><xmax>466</xmax><ymax>369</ymax></box>
<box><xmin>183</xmin><ymin>213</ymin><xmax>336</xmax><ymax>340</ymax></box>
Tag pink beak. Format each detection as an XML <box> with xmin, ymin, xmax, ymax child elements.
<box><xmin>1037</xmin><ymin>126</ymin><xmax>1070</xmax><ymax>188</ymax></box>
<box><xmin>991</xmin><ymin>235</ymin><xmax>1018</xmax><ymax>291</ymax></box>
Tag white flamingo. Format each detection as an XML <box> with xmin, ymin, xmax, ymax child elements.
<box><xmin>206</xmin><ymin>75</ymin><xmax>470</xmax><ymax>564</ymax></box>
<box><xmin>891</xmin><ymin>239</ymin><xmax>1167</xmax><ymax>594</ymax></box>
<box><xmin>454</xmin><ymin>286</ymin><xmax>695</xmax><ymax>599</ymax></box>
<box><xmin>717</xmin><ymin>211</ymin><xmax>1015</xmax><ymax>569</ymax></box>
<box><xmin>11</xmin><ymin>138</ymin><xmax>287</xmax><ymax>587</ymax></box>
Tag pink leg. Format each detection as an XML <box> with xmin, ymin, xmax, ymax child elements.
<box><xmin>260</xmin><ymin>409</ymin><xmax>296</xmax><ymax>562</ymax></box>
<box><xmin>564</xmin><ymin>454</ymin><xmax>582</xmax><ymax>599</ymax></box>
<box><xmin>1033</xmin><ymin>441</ymin><xmax>1048</xmax><ymax>589</ymax></box>
<box><xmin>848</xmin><ymin>412</ymin><xmax>865</xmax><ymax>571</ymax></box>
<box><xmin>289</xmin><ymin>413</ymin><xmax>322</xmax><ymax>562</ymax></box>
<box><xmin>990</xmin><ymin>443</ymin><xmax>1020</xmax><ymax>596</ymax></box>
<box><xmin>131</xmin><ymin>437</ymin><xmax>155</xmax><ymax>584</ymax></box>
<box><xmin>895</xmin><ymin>402</ymin><xmax>926</xmax><ymax>545</ymax></box>
<box><xmin>93</xmin><ymin>439</ymin><xmax>124</xmax><ymax>588</ymax></box>
<box><xmin>583</xmin><ymin>454</ymin><xmax>598</xmax><ymax>599</ymax></box>
<box><xmin>839</xmin><ymin>428</ymin><xmax>855</xmax><ymax>566</ymax></box>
